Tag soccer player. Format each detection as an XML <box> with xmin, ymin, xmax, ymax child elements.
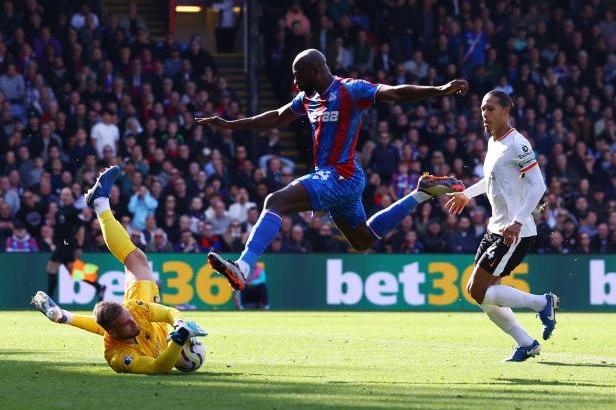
<box><xmin>196</xmin><ymin>49</ymin><xmax>468</xmax><ymax>290</ymax></box>
<box><xmin>445</xmin><ymin>90</ymin><xmax>559</xmax><ymax>362</ymax></box>
<box><xmin>32</xmin><ymin>166</ymin><xmax>206</xmax><ymax>374</ymax></box>
<box><xmin>46</xmin><ymin>187</ymin><xmax>105</xmax><ymax>301</ymax></box>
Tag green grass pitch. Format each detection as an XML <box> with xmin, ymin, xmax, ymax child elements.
<box><xmin>1</xmin><ymin>311</ymin><xmax>615</xmax><ymax>409</ymax></box>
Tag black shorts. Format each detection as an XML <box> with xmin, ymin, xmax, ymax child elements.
<box><xmin>50</xmin><ymin>245</ymin><xmax>76</xmax><ymax>264</ymax></box>
<box><xmin>474</xmin><ymin>232</ymin><xmax>535</xmax><ymax>277</ymax></box>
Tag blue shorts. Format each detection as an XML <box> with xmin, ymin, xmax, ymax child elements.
<box><xmin>296</xmin><ymin>165</ymin><xmax>366</xmax><ymax>228</ymax></box>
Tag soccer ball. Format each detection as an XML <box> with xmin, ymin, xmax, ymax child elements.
<box><xmin>175</xmin><ymin>337</ymin><xmax>206</xmax><ymax>372</ymax></box>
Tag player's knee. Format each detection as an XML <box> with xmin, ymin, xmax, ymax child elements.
<box><xmin>468</xmin><ymin>281</ymin><xmax>486</xmax><ymax>304</ymax></box>
<box><xmin>264</xmin><ymin>192</ymin><xmax>285</xmax><ymax>213</ymax></box>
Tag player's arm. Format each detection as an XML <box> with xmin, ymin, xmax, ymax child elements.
<box><xmin>110</xmin><ymin>344</ymin><xmax>183</xmax><ymax>374</ymax></box>
<box><xmin>376</xmin><ymin>79</ymin><xmax>468</xmax><ymax>103</ymax></box>
<box><xmin>445</xmin><ymin>178</ymin><xmax>485</xmax><ymax>215</ymax></box>
<box><xmin>109</xmin><ymin>321</ymin><xmax>206</xmax><ymax>374</ymax></box>
<box><xmin>194</xmin><ymin>102</ymin><xmax>302</xmax><ymax>130</ymax></box>
<box><xmin>513</xmin><ymin>166</ymin><xmax>546</xmax><ymax>224</ymax></box>
<box><xmin>146</xmin><ymin>303</ymin><xmax>183</xmax><ymax>326</ymax></box>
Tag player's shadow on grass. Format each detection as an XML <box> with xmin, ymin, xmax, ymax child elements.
<box><xmin>497</xmin><ymin>378</ymin><xmax>613</xmax><ymax>387</ymax></box>
<box><xmin>3</xmin><ymin>358</ymin><xmax>614</xmax><ymax>409</ymax></box>
<box><xmin>538</xmin><ymin>361</ymin><xmax>616</xmax><ymax>369</ymax></box>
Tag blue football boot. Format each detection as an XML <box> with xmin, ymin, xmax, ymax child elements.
<box><xmin>538</xmin><ymin>292</ymin><xmax>559</xmax><ymax>340</ymax></box>
<box><xmin>85</xmin><ymin>165</ymin><xmax>121</xmax><ymax>207</ymax></box>
<box><xmin>505</xmin><ymin>340</ymin><xmax>541</xmax><ymax>362</ymax></box>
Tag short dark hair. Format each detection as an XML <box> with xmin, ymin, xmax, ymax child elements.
<box><xmin>486</xmin><ymin>90</ymin><xmax>514</xmax><ymax>111</ymax></box>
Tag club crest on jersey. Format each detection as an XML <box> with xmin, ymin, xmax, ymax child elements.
<box><xmin>328</xmin><ymin>93</ymin><xmax>337</xmax><ymax>101</ymax></box>
<box><xmin>311</xmin><ymin>170</ymin><xmax>331</xmax><ymax>181</ymax></box>
<box><xmin>123</xmin><ymin>355</ymin><xmax>133</xmax><ymax>366</ymax></box>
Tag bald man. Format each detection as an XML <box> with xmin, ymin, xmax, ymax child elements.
<box><xmin>196</xmin><ymin>49</ymin><xmax>469</xmax><ymax>290</ymax></box>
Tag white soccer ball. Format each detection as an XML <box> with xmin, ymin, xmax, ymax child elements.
<box><xmin>175</xmin><ymin>337</ymin><xmax>206</xmax><ymax>372</ymax></box>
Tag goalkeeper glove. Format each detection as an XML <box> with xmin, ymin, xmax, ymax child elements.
<box><xmin>168</xmin><ymin>320</ymin><xmax>207</xmax><ymax>345</ymax></box>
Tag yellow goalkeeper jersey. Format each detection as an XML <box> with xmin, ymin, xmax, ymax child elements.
<box><xmin>104</xmin><ymin>280</ymin><xmax>181</xmax><ymax>373</ymax></box>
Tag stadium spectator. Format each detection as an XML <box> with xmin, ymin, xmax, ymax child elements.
<box><xmin>0</xmin><ymin>0</ymin><xmax>613</xmax><ymax>258</ymax></box>
<box><xmin>6</xmin><ymin>220</ymin><xmax>39</xmax><ymax>252</ymax></box>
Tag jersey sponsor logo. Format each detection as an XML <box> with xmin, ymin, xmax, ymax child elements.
<box><xmin>308</xmin><ymin>110</ymin><xmax>339</xmax><ymax>123</ymax></box>
<box><xmin>123</xmin><ymin>355</ymin><xmax>133</xmax><ymax>366</ymax></box>
<box><xmin>522</xmin><ymin>145</ymin><xmax>529</xmax><ymax>153</ymax></box>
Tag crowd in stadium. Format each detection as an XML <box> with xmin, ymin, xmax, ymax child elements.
<box><xmin>0</xmin><ymin>0</ymin><xmax>615</xmax><ymax>257</ymax></box>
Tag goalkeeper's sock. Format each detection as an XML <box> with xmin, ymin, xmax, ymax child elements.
<box><xmin>98</xmin><ymin>209</ymin><xmax>136</xmax><ymax>263</ymax></box>
<box><xmin>93</xmin><ymin>197</ymin><xmax>111</xmax><ymax>215</ymax></box>
<box><xmin>61</xmin><ymin>309</ymin><xmax>73</xmax><ymax>324</ymax></box>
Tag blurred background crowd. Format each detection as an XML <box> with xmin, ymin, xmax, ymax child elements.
<box><xmin>0</xmin><ymin>0</ymin><xmax>615</xmax><ymax>257</ymax></box>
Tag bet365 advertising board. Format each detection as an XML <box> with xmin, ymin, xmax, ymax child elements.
<box><xmin>1</xmin><ymin>253</ymin><xmax>615</xmax><ymax>311</ymax></box>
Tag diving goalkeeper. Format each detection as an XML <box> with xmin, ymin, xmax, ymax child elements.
<box><xmin>32</xmin><ymin>166</ymin><xmax>206</xmax><ymax>374</ymax></box>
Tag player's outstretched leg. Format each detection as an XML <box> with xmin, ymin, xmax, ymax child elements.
<box><xmin>31</xmin><ymin>290</ymin><xmax>105</xmax><ymax>335</ymax></box>
<box><xmin>85</xmin><ymin>166</ymin><xmax>137</xmax><ymax>265</ymax></box>
<box><xmin>209</xmin><ymin>182</ymin><xmax>312</xmax><ymax>290</ymax></box>
<box><xmin>366</xmin><ymin>173</ymin><xmax>464</xmax><ymax>241</ymax></box>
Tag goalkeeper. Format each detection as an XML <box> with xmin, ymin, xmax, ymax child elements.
<box><xmin>32</xmin><ymin>166</ymin><xmax>206</xmax><ymax>374</ymax></box>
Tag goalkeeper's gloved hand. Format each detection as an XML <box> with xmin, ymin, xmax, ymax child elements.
<box><xmin>168</xmin><ymin>320</ymin><xmax>207</xmax><ymax>345</ymax></box>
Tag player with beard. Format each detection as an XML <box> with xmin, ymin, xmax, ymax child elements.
<box><xmin>446</xmin><ymin>90</ymin><xmax>559</xmax><ymax>362</ymax></box>
<box><xmin>33</xmin><ymin>167</ymin><xmax>207</xmax><ymax>374</ymax></box>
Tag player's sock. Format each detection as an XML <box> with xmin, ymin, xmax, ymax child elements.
<box><xmin>98</xmin><ymin>209</ymin><xmax>137</xmax><ymax>263</ymax></box>
<box><xmin>93</xmin><ymin>197</ymin><xmax>111</xmax><ymax>215</ymax></box>
<box><xmin>237</xmin><ymin>210</ymin><xmax>282</xmax><ymax>277</ymax></box>
<box><xmin>367</xmin><ymin>190</ymin><xmax>426</xmax><ymax>238</ymax></box>
<box><xmin>483</xmin><ymin>285</ymin><xmax>547</xmax><ymax>312</ymax></box>
<box><xmin>47</xmin><ymin>273</ymin><xmax>58</xmax><ymax>297</ymax></box>
<box><xmin>482</xmin><ymin>304</ymin><xmax>534</xmax><ymax>347</ymax></box>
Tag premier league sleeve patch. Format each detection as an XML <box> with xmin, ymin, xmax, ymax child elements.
<box><xmin>123</xmin><ymin>355</ymin><xmax>133</xmax><ymax>366</ymax></box>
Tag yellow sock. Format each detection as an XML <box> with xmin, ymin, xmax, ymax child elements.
<box><xmin>98</xmin><ymin>210</ymin><xmax>137</xmax><ymax>263</ymax></box>
<box><xmin>69</xmin><ymin>314</ymin><xmax>105</xmax><ymax>336</ymax></box>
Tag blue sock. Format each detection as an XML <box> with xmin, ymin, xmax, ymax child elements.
<box><xmin>367</xmin><ymin>191</ymin><xmax>423</xmax><ymax>238</ymax></box>
<box><xmin>239</xmin><ymin>211</ymin><xmax>282</xmax><ymax>269</ymax></box>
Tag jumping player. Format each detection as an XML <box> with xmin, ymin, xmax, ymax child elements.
<box><xmin>32</xmin><ymin>166</ymin><xmax>207</xmax><ymax>374</ymax></box>
<box><xmin>196</xmin><ymin>49</ymin><xmax>469</xmax><ymax>290</ymax></box>
<box><xmin>445</xmin><ymin>90</ymin><xmax>558</xmax><ymax>362</ymax></box>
